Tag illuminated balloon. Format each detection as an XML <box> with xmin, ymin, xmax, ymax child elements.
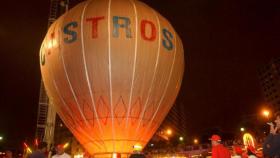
<box><xmin>40</xmin><ymin>0</ymin><xmax>184</xmax><ymax>157</ymax></box>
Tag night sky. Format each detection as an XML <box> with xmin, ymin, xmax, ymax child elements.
<box><xmin>0</xmin><ymin>0</ymin><xmax>279</xmax><ymax>149</ymax></box>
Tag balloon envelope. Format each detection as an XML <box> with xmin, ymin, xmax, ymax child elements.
<box><xmin>40</xmin><ymin>0</ymin><xmax>184</xmax><ymax>156</ymax></box>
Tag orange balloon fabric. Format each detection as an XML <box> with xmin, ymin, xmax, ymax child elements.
<box><xmin>40</xmin><ymin>0</ymin><xmax>184</xmax><ymax>156</ymax></box>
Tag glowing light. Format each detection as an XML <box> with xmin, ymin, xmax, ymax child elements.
<box><xmin>74</xmin><ymin>154</ymin><xmax>83</xmax><ymax>158</ymax></box>
<box><xmin>166</xmin><ymin>129</ymin><xmax>172</xmax><ymax>136</ymax></box>
<box><xmin>23</xmin><ymin>142</ymin><xmax>32</xmax><ymax>153</ymax></box>
<box><xmin>112</xmin><ymin>153</ymin><xmax>117</xmax><ymax>158</ymax></box>
<box><xmin>262</xmin><ymin>110</ymin><xmax>270</xmax><ymax>118</ymax></box>
<box><xmin>34</xmin><ymin>138</ymin><xmax>39</xmax><ymax>146</ymax></box>
<box><xmin>27</xmin><ymin>147</ymin><xmax>32</xmax><ymax>153</ymax></box>
<box><xmin>194</xmin><ymin>139</ymin><xmax>198</xmax><ymax>144</ymax></box>
<box><xmin>52</xmin><ymin>40</ymin><xmax>58</xmax><ymax>47</ymax></box>
<box><xmin>133</xmin><ymin>144</ymin><xmax>143</xmax><ymax>151</ymax></box>
<box><xmin>240</xmin><ymin>127</ymin><xmax>245</xmax><ymax>132</ymax></box>
<box><xmin>0</xmin><ymin>136</ymin><xmax>3</xmax><ymax>140</ymax></box>
<box><xmin>112</xmin><ymin>153</ymin><xmax>121</xmax><ymax>158</ymax></box>
<box><xmin>179</xmin><ymin>136</ymin><xmax>184</xmax><ymax>141</ymax></box>
<box><xmin>243</xmin><ymin>133</ymin><xmax>255</xmax><ymax>148</ymax></box>
<box><xmin>47</xmin><ymin>39</ymin><xmax>58</xmax><ymax>49</ymax></box>
<box><xmin>63</xmin><ymin>142</ymin><xmax>69</xmax><ymax>149</ymax></box>
<box><xmin>23</xmin><ymin>143</ymin><xmax>28</xmax><ymax>148</ymax></box>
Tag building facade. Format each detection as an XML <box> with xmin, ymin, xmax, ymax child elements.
<box><xmin>258</xmin><ymin>57</ymin><xmax>280</xmax><ymax>111</ymax></box>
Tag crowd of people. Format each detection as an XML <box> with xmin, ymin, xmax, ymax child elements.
<box><xmin>27</xmin><ymin>143</ymin><xmax>70</xmax><ymax>158</ymax></box>
<box><xmin>143</xmin><ymin>112</ymin><xmax>280</xmax><ymax>158</ymax></box>
<box><xmin>209</xmin><ymin>134</ymin><xmax>260</xmax><ymax>158</ymax></box>
<box><xmin>209</xmin><ymin>111</ymin><xmax>280</xmax><ymax>158</ymax></box>
<box><xmin>1</xmin><ymin>113</ymin><xmax>280</xmax><ymax>158</ymax></box>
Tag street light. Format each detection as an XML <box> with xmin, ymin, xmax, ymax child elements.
<box><xmin>179</xmin><ymin>136</ymin><xmax>184</xmax><ymax>141</ymax></box>
<box><xmin>166</xmin><ymin>129</ymin><xmax>172</xmax><ymax>136</ymax></box>
<box><xmin>262</xmin><ymin>110</ymin><xmax>270</xmax><ymax>118</ymax></box>
<box><xmin>240</xmin><ymin>127</ymin><xmax>245</xmax><ymax>132</ymax></box>
<box><xmin>0</xmin><ymin>136</ymin><xmax>3</xmax><ymax>141</ymax></box>
<box><xmin>193</xmin><ymin>138</ymin><xmax>198</xmax><ymax>144</ymax></box>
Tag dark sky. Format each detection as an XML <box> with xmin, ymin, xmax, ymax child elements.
<box><xmin>0</xmin><ymin>0</ymin><xmax>279</xmax><ymax>149</ymax></box>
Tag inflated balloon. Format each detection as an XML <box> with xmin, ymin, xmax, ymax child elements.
<box><xmin>40</xmin><ymin>0</ymin><xmax>184</xmax><ymax>157</ymax></box>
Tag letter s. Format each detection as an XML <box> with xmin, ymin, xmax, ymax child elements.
<box><xmin>63</xmin><ymin>22</ymin><xmax>78</xmax><ymax>43</ymax></box>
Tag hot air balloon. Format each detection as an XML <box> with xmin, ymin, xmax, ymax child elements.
<box><xmin>40</xmin><ymin>0</ymin><xmax>184</xmax><ymax>157</ymax></box>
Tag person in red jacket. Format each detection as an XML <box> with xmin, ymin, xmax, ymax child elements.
<box><xmin>209</xmin><ymin>134</ymin><xmax>231</xmax><ymax>158</ymax></box>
